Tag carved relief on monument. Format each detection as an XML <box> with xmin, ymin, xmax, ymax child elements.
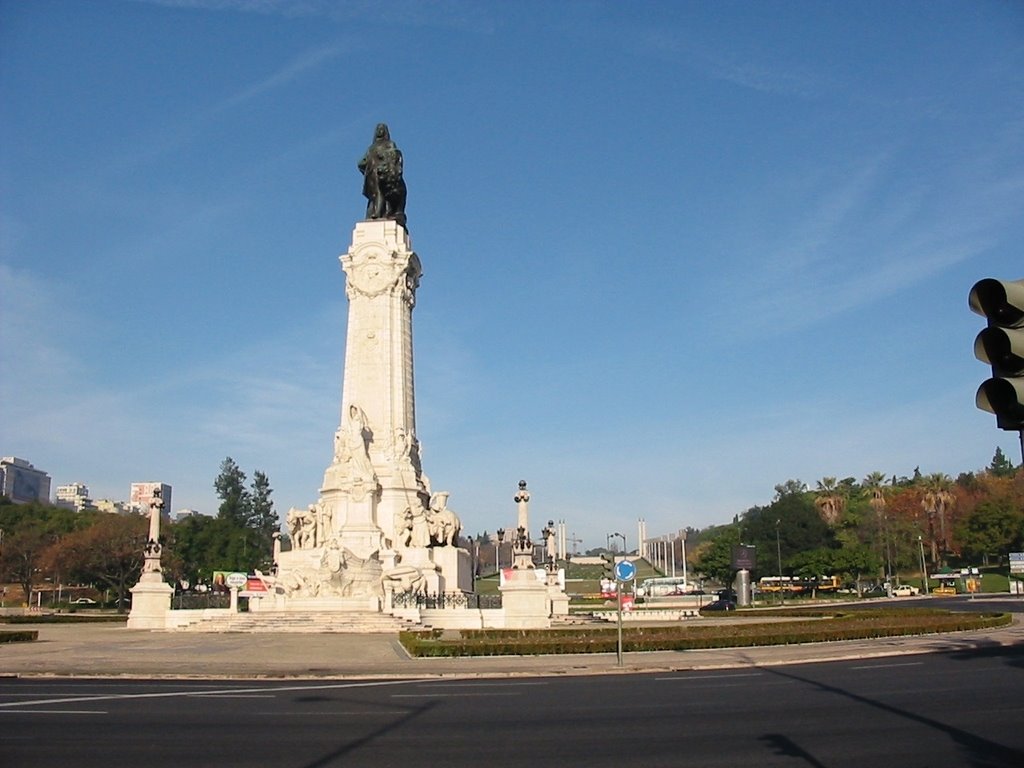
<box><xmin>347</xmin><ymin>247</ymin><xmax>402</xmax><ymax>298</ymax></box>
<box><xmin>275</xmin><ymin>544</ymin><xmax>385</xmax><ymax>599</ymax></box>
<box><xmin>320</xmin><ymin>542</ymin><xmax>384</xmax><ymax>598</ymax></box>
<box><xmin>427</xmin><ymin>492</ymin><xmax>462</xmax><ymax>547</ymax></box>
<box><xmin>334</xmin><ymin>404</ymin><xmax>377</xmax><ymax>485</ymax></box>
<box><xmin>383</xmin><ymin>564</ymin><xmax>427</xmax><ymax>595</ymax></box>
<box><xmin>286</xmin><ymin>505</ymin><xmax>319</xmax><ymax>550</ymax></box>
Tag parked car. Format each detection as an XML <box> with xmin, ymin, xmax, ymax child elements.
<box><xmin>71</xmin><ymin>597</ymin><xmax>97</xmax><ymax>605</ymax></box>
<box><xmin>700</xmin><ymin>598</ymin><xmax>737</xmax><ymax>612</ymax></box>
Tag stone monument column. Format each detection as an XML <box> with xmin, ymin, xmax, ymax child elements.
<box><xmin>319</xmin><ymin>219</ymin><xmax>426</xmax><ymax>561</ymax></box>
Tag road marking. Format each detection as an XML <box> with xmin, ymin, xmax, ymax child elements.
<box><xmin>850</xmin><ymin>662</ymin><xmax>925</xmax><ymax>670</ymax></box>
<box><xmin>413</xmin><ymin>682</ymin><xmax>548</xmax><ymax>688</ymax></box>
<box><xmin>655</xmin><ymin>672</ymin><xmax>765</xmax><ymax>681</ymax></box>
<box><xmin>392</xmin><ymin>692</ymin><xmax>523</xmax><ymax>698</ymax></box>
<box><xmin>0</xmin><ymin>679</ymin><xmax>417</xmax><ymax>710</ymax></box>
<box><xmin>255</xmin><ymin>710</ymin><xmax>410</xmax><ymax>716</ymax></box>
<box><xmin>0</xmin><ymin>709</ymin><xmax>108</xmax><ymax>715</ymax></box>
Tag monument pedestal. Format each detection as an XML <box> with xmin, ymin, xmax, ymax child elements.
<box><xmin>127</xmin><ymin>574</ymin><xmax>173</xmax><ymax>629</ymax></box>
<box><xmin>500</xmin><ymin>570</ymin><xmax>551</xmax><ymax>629</ymax></box>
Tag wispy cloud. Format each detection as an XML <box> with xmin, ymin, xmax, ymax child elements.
<box><xmin>131</xmin><ymin>0</ymin><xmax>498</xmax><ymax>33</ymax></box>
<box><xmin>627</xmin><ymin>26</ymin><xmax>830</xmax><ymax>98</ymax></box>
<box><xmin>711</xmin><ymin>137</ymin><xmax>1023</xmax><ymax>335</ymax></box>
<box><xmin>216</xmin><ymin>44</ymin><xmax>345</xmax><ymax>112</ymax></box>
<box><xmin>86</xmin><ymin>41</ymin><xmax>351</xmax><ymax>180</ymax></box>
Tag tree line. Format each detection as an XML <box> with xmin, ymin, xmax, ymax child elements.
<box><xmin>689</xmin><ymin>449</ymin><xmax>1024</xmax><ymax>588</ymax></box>
<box><xmin>0</xmin><ymin>457</ymin><xmax>279</xmax><ymax>609</ymax></box>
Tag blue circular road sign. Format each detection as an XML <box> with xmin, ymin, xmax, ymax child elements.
<box><xmin>614</xmin><ymin>560</ymin><xmax>636</xmax><ymax>582</ymax></box>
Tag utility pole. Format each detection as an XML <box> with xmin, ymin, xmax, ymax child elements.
<box><xmin>567</xmin><ymin>532</ymin><xmax>583</xmax><ymax>556</ymax></box>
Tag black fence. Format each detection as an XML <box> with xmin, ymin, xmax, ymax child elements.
<box><xmin>392</xmin><ymin>591</ymin><xmax>502</xmax><ymax>610</ymax></box>
<box><xmin>172</xmin><ymin>592</ymin><xmax>232</xmax><ymax>610</ymax></box>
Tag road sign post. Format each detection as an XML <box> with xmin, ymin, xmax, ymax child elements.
<box><xmin>613</xmin><ymin>559</ymin><xmax>636</xmax><ymax>666</ymax></box>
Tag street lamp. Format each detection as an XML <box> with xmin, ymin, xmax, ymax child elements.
<box><xmin>918</xmin><ymin>535</ymin><xmax>929</xmax><ymax>594</ymax></box>
<box><xmin>496</xmin><ymin>528</ymin><xmax>505</xmax><ymax>574</ymax></box>
<box><xmin>679</xmin><ymin>529</ymin><xmax>688</xmax><ymax>589</ymax></box>
<box><xmin>613</xmin><ymin>532</ymin><xmax>626</xmax><ymax>555</ymax></box>
<box><xmin>775</xmin><ymin>519</ymin><xmax>784</xmax><ymax>606</ymax></box>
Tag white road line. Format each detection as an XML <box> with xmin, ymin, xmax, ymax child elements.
<box><xmin>655</xmin><ymin>672</ymin><xmax>766</xmax><ymax>681</ymax></box>
<box><xmin>0</xmin><ymin>709</ymin><xmax>108</xmax><ymax>715</ymax></box>
<box><xmin>392</xmin><ymin>692</ymin><xmax>524</xmax><ymax>698</ymax></box>
<box><xmin>254</xmin><ymin>711</ymin><xmax>410</xmax><ymax>716</ymax></box>
<box><xmin>0</xmin><ymin>679</ymin><xmax>417</xmax><ymax>709</ymax></box>
<box><xmin>413</xmin><ymin>682</ymin><xmax>548</xmax><ymax>688</ymax></box>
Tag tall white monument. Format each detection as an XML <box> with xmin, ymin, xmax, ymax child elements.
<box><xmin>271</xmin><ymin>125</ymin><xmax>470</xmax><ymax>612</ymax></box>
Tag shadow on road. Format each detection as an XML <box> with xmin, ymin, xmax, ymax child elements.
<box><xmin>292</xmin><ymin>696</ymin><xmax>437</xmax><ymax>768</ymax></box>
<box><xmin>943</xmin><ymin>638</ymin><xmax>1024</xmax><ymax>670</ymax></box>
<box><xmin>753</xmin><ymin>656</ymin><xmax>1024</xmax><ymax>768</ymax></box>
<box><xmin>759</xmin><ymin>733</ymin><xmax>829</xmax><ymax>768</ymax></box>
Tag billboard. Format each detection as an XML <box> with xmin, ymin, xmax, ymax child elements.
<box><xmin>732</xmin><ymin>545</ymin><xmax>756</xmax><ymax>571</ymax></box>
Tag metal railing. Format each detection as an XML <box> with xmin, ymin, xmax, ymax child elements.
<box><xmin>392</xmin><ymin>591</ymin><xmax>502</xmax><ymax>610</ymax></box>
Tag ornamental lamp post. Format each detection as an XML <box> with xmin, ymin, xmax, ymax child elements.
<box><xmin>918</xmin><ymin>535</ymin><xmax>929</xmax><ymax>595</ymax></box>
<box><xmin>775</xmin><ymin>519</ymin><xmax>784</xmax><ymax>606</ymax></box>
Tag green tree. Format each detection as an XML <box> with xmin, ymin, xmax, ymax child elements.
<box><xmin>214</xmin><ymin>457</ymin><xmax>249</xmax><ymax>526</ymax></box>
<box><xmin>248</xmin><ymin>470</ymin><xmax>278</xmax><ymax>542</ymax></box>
<box><xmin>832</xmin><ymin>544</ymin><xmax>880</xmax><ymax>594</ymax></box>
<box><xmin>168</xmin><ymin>514</ymin><xmax>255</xmax><ymax>584</ymax></box>
<box><xmin>788</xmin><ymin>546</ymin><xmax>838</xmax><ymax>595</ymax></box>
<box><xmin>693</xmin><ymin>526</ymin><xmax>741</xmax><ymax>585</ymax></box>
<box><xmin>956</xmin><ymin>499</ymin><xmax>1024</xmax><ymax>566</ymax></box>
<box><xmin>989</xmin><ymin>447</ymin><xmax>1017</xmax><ymax>478</ymax></box>
<box><xmin>0</xmin><ymin>499</ymin><xmax>89</xmax><ymax>605</ymax></box>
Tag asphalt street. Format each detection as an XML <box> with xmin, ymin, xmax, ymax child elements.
<box><xmin>3</xmin><ymin>650</ymin><xmax>1023</xmax><ymax>768</ymax></box>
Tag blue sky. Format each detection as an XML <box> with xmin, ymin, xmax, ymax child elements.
<box><xmin>2</xmin><ymin>0</ymin><xmax>1022</xmax><ymax>551</ymax></box>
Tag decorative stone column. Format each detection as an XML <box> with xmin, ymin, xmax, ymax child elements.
<box><xmin>127</xmin><ymin>488</ymin><xmax>173</xmax><ymax>629</ymax></box>
<box><xmin>499</xmin><ymin>480</ymin><xmax>550</xmax><ymax>627</ymax></box>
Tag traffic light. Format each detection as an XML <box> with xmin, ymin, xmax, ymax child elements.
<box><xmin>601</xmin><ymin>552</ymin><xmax>615</xmax><ymax>580</ymax></box>
<box><xmin>970</xmin><ymin>278</ymin><xmax>1024</xmax><ymax>430</ymax></box>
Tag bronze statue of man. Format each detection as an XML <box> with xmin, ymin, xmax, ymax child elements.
<box><xmin>358</xmin><ymin>123</ymin><xmax>407</xmax><ymax>228</ymax></box>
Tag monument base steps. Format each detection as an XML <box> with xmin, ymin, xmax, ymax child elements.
<box><xmin>175</xmin><ymin>610</ymin><xmax>421</xmax><ymax>634</ymax></box>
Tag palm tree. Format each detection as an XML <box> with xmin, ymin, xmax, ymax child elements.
<box><xmin>863</xmin><ymin>471</ymin><xmax>890</xmax><ymax>578</ymax></box>
<box><xmin>921</xmin><ymin>473</ymin><xmax>956</xmax><ymax>565</ymax></box>
<box><xmin>814</xmin><ymin>477</ymin><xmax>845</xmax><ymax>526</ymax></box>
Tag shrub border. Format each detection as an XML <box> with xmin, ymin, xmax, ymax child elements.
<box><xmin>399</xmin><ymin>609</ymin><xmax>1012</xmax><ymax>657</ymax></box>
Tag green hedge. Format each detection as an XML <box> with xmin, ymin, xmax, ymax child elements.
<box><xmin>0</xmin><ymin>614</ymin><xmax>128</xmax><ymax>625</ymax></box>
<box><xmin>0</xmin><ymin>629</ymin><xmax>38</xmax><ymax>643</ymax></box>
<box><xmin>399</xmin><ymin>609</ymin><xmax>1011</xmax><ymax>657</ymax></box>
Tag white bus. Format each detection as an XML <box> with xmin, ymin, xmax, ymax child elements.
<box><xmin>636</xmin><ymin>576</ymin><xmax>698</xmax><ymax>598</ymax></box>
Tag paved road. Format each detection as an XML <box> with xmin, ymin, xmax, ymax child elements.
<box><xmin>3</xmin><ymin>650</ymin><xmax>1023</xmax><ymax>767</ymax></box>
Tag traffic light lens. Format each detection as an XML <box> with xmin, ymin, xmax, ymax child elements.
<box><xmin>971</xmin><ymin>277</ymin><xmax>1024</xmax><ymax>432</ymax></box>
<box><xmin>978</xmin><ymin>378</ymin><xmax>1024</xmax><ymax>417</ymax></box>
<box><xmin>970</xmin><ymin>278</ymin><xmax>1024</xmax><ymax>327</ymax></box>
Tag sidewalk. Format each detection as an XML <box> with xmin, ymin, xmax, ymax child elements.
<box><xmin>3</xmin><ymin>617</ymin><xmax>1022</xmax><ymax>680</ymax></box>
